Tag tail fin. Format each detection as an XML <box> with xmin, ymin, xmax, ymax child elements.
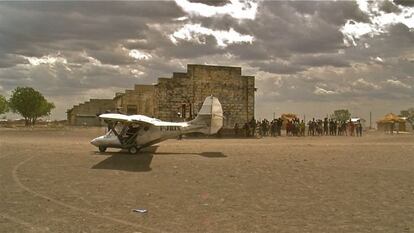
<box><xmin>189</xmin><ymin>96</ymin><xmax>223</xmax><ymax>134</ymax></box>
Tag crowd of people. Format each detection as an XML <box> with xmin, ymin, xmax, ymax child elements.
<box><xmin>234</xmin><ymin>117</ymin><xmax>364</xmax><ymax>138</ymax></box>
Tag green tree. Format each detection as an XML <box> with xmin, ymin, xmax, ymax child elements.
<box><xmin>0</xmin><ymin>94</ymin><xmax>8</xmax><ymax>115</ymax></box>
<box><xmin>8</xmin><ymin>87</ymin><xmax>55</xmax><ymax>126</ymax></box>
<box><xmin>331</xmin><ymin>109</ymin><xmax>351</xmax><ymax>122</ymax></box>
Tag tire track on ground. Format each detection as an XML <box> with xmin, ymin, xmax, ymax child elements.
<box><xmin>0</xmin><ymin>213</ymin><xmax>47</xmax><ymax>233</ymax></box>
<box><xmin>1</xmin><ymin>153</ymin><xmax>45</xmax><ymax>233</ymax></box>
<box><xmin>0</xmin><ymin>154</ymin><xmax>10</xmax><ymax>159</ymax></box>
<box><xmin>12</xmin><ymin>156</ymin><xmax>165</xmax><ymax>233</ymax></box>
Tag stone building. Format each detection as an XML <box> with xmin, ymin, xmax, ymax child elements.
<box><xmin>113</xmin><ymin>85</ymin><xmax>155</xmax><ymax>116</ymax></box>
<box><xmin>67</xmin><ymin>64</ymin><xmax>255</xmax><ymax>129</ymax></box>
<box><xmin>67</xmin><ymin>99</ymin><xmax>115</xmax><ymax>126</ymax></box>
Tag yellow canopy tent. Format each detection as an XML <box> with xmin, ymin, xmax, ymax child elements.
<box><xmin>377</xmin><ymin>113</ymin><xmax>404</xmax><ymax>123</ymax></box>
<box><xmin>377</xmin><ymin>113</ymin><xmax>406</xmax><ymax>132</ymax></box>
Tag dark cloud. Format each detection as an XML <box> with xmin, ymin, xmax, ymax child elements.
<box><xmin>288</xmin><ymin>1</ymin><xmax>371</xmax><ymax>25</ymax></box>
<box><xmin>0</xmin><ymin>1</ymin><xmax>183</xmax><ymax>65</ymax></box>
<box><xmin>250</xmin><ymin>61</ymin><xmax>305</xmax><ymax>74</ymax></box>
<box><xmin>1</xmin><ymin>1</ymin><xmax>184</xmax><ymax>20</ymax></box>
<box><xmin>293</xmin><ymin>54</ymin><xmax>350</xmax><ymax>68</ymax></box>
<box><xmin>189</xmin><ymin>0</ymin><xmax>230</xmax><ymax>6</ymax></box>
<box><xmin>227</xmin><ymin>43</ymin><xmax>270</xmax><ymax>60</ymax></box>
<box><xmin>0</xmin><ymin>62</ymin><xmax>140</xmax><ymax>97</ymax></box>
<box><xmin>86</xmin><ymin>48</ymin><xmax>134</xmax><ymax>66</ymax></box>
<box><xmin>380</xmin><ymin>0</ymin><xmax>402</xmax><ymax>13</ymax></box>
<box><xmin>343</xmin><ymin>23</ymin><xmax>414</xmax><ymax>63</ymax></box>
<box><xmin>0</xmin><ymin>54</ymin><xmax>28</xmax><ymax>68</ymax></box>
<box><xmin>393</xmin><ymin>0</ymin><xmax>414</xmax><ymax>7</ymax></box>
<box><xmin>181</xmin><ymin>1</ymin><xmax>355</xmax><ymax>66</ymax></box>
<box><xmin>160</xmin><ymin>37</ymin><xmax>225</xmax><ymax>59</ymax></box>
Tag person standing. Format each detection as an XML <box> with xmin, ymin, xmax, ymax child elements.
<box><xmin>116</xmin><ymin>107</ymin><xmax>123</xmax><ymax>114</ymax></box>
<box><xmin>356</xmin><ymin>120</ymin><xmax>363</xmax><ymax>136</ymax></box>
<box><xmin>307</xmin><ymin>120</ymin><xmax>313</xmax><ymax>136</ymax></box>
<box><xmin>249</xmin><ymin>118</ymin><xmax>257</xmax><ymax>137</ymax></box>
<box><xmin>323</xmin><ymin>118</ymin><xmax>328</xmax><ymax>136</ymax></box>
<box><xmin>300</xmin><ymin>120</ymin><xmax>306</xmax><ymax>136</ymax></box>
<box><xmin>243</xmin><ymin>122</ymin><xmax>249</xmax><ymax>137</ymax></box>
<box><xmin>349</xmin><ymin>119</ymin><xmax>355</xmax><ymax>136</ymax></box>
<box><xmin>395</xmin><ymin>121</ymin><xmax>399</xmax><ymax>134</ymax></box>
<box><xmin>277</xmin><ymin>118</ymin><xmax>283</xmax><ymax>136</ymax></box>
<box><xmin>270</xmin><ymin>120</ymin><xmax>276</xmax><ymax>137</ymax></box>
<box><xmin>234</xmin><ymin>123</ymin><xmax>239</xmax><ymax>137</ymax></box>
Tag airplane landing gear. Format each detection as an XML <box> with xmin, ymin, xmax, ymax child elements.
<box><xmin>99</xmin><ymin>146</ymin><xmax>107</xmax><ymax>153</ymax></box>
<box><xmin>128</xmin><ymin>146</ymin><xmax>139</xmax><ymax>154</ymax></box>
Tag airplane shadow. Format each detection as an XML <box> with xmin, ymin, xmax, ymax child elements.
<box><xmin>153</xmin><ymin>151</ymin><xmax>226</xmax><ymax>158</ymax></box>
<box><xmin>91</xmin><ymin>146</ymin><xmax>226</xmax><ymax>172</ymax></box>
<box><xmin>198</xmin><ymin>152</ymin><xmax>226</xmax><ymax>158</ymax></box>
<box><xmin>91</xmin><ymin>152</ymin><xmax>153</xmax><ymax>172</ymax></box>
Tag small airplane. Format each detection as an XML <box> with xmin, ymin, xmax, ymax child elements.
<box><xmin>91</xmin><ymin>96</ymin><xmax>223</xmax><ymax>154</ymax></box>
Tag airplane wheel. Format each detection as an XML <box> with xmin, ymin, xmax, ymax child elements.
<box><xmin>98</xmin><ymin>146</ymin><xmax>107</xmax><ymax>153</ymax></box>
<box><xmin>128</xmin><ymin>146</ymin><xmax>138</xmax><ymax>154</ymax></box>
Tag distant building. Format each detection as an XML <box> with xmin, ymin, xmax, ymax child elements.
<box><xmin>67</xmin><ymin>64</ymin><xmax>256</xmax><ymax>129</ymax></box>
<box><xmin>67</xmin><ymin>99</ymin><xmax>115</xmax><ymax>126</ymax></box>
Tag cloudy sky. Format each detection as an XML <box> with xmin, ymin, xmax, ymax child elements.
<box><xmin>0</xmin><ymin>0</ymin><xmax>413</xmax><ymax>122</ymax></box>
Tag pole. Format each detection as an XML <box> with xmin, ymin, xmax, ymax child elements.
<box><xmin>369</xmin><ymin>111</ymin><xmax>372</xmax><ymax>129</ymax></box>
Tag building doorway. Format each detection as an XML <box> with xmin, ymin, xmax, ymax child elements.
<box><xmin>126</xmin><ymin>105</ymin><xmax>137</xmax><ymax>115</ymax></box>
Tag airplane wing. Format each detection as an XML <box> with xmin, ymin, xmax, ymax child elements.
<box><xmin>98</xmin><ymin>113</ymin><xmax>187</xmax><ymax>127</ymax></box>
<box><xmin>99</xmin><ymin>113</ymin><xmax>131</xmax><ymax>122</ymax></box>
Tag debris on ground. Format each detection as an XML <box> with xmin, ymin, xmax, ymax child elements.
<box><xmin>132</xmin><ymin>209</ymin><xmax>148</xmax><ymax>213</ymax></box>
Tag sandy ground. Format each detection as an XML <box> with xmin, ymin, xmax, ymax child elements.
<box><xmin>0</xmin><ymin>127</ymin><xmax>413</xmax><ymax>233</ymax></box>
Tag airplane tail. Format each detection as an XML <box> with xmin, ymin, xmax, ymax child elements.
<box><xmin>189</xmin><ymin>96</ymin><xmax>223</xmax><ymax>135</ymax></box>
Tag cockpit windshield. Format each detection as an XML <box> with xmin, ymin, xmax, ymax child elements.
<box><xmin>105</xmin><ymin>122</ymin><xmax>140</xmax><ymax>138</ymax></box>
<box><xmin>105</xmin><ymin>122</ymin><xmax>123</xmax><ymax>137</ymax></box>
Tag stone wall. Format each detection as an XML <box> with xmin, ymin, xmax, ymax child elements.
<box><xmin>155</xmin><ymin>64</ymin><xmax>255</xmax><ymax>128</ymax></box>
<box><xmin>154</xmin><ymin>73</ymin><xmax>193</xmax><ymax>121</ymax></box>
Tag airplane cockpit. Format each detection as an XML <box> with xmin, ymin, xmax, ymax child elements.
<box><xmin>105</xmin><ymin>122</ymin><xmax>141</xmax><ymax>142</ymax></box>
<box><xmin>91</xmin><ymin>120</ymin><xmax>144</xmax><ymax>153</ymax></box>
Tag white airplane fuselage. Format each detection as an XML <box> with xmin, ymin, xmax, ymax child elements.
<box><xmin>90</xmin><ymin>96</ymin><xmax>223</xmax><ymax>153</ymax></box>
<box><xmin>91</xmin><ymin>121</ymin><xmax>196</xmax><ymax>149</ymax></box>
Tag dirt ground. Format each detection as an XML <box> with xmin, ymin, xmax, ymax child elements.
<box><xmin>0</xmin><ymin>127</ymin><xmax>413</xmax><ymax>233</ymax></box>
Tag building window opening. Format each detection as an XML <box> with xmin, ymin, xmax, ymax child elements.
<box><xmin>126</xmin><ymin>105</ymin><xmax>137</xmax><ymax>115</ymax></box>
